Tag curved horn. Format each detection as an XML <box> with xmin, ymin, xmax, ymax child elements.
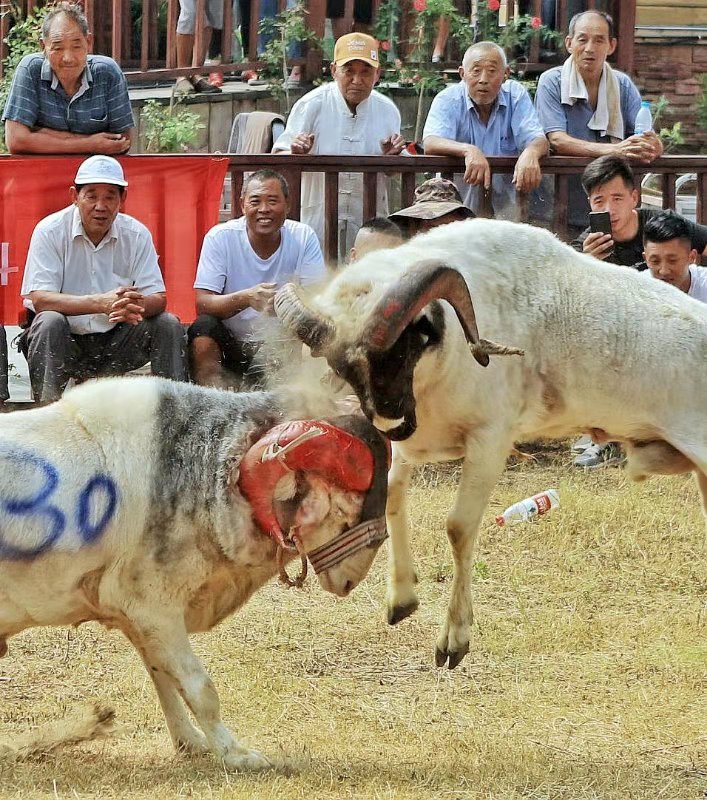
<box><xmin>361</xmin><ymin>260</ymin><xmax>492</xmax><ymax>366</ymax></box>
<box><xmin>274</xmin><ymin>283</ymin><xmax>335</xmax><ymax>356</ymax></box>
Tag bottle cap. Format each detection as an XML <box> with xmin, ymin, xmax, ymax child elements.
<box><xmin>495</xmin><ymin>515</ymin><xmax>505</xmax><ymax>526</ymax></box>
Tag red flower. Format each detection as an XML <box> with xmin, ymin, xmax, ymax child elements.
<box><xmin>531</xmin><ymin>16</ymin><xmax>542</xmax><ymax>29</ymax></box>
<box><xmin>487</xmin><ymin>0</ymin><xmax>500</xmax><ymax>11</ymax></box>
<box><xmin>381</xmin><ymin>40</ymin><xmax>391</xmax><ymax>51</ymax></box>
<box><xmin>413</xmin><ymin>0</ymin><xmax>426</xmax><ymax>11</ymax></box>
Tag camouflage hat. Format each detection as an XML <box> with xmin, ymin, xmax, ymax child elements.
<box><xmin>389</xmin><ymin>178</ymin><xmax>474</xmax><ymax>221</ymax></box>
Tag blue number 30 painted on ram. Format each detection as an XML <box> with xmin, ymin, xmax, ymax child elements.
<box><xmin>0</xmin><ymin>445</ymin><xmax>119</xmax><ymax>561</ymax></box>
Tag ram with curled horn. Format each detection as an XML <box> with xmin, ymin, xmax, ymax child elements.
<box><xmin>276</xmin><ymin>218</ymin><xmax>707</xmax><ymax>670</ymax></box>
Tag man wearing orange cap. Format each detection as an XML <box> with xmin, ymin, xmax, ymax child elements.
<box><xmin>273</xmin><ymin>33</ymin><xmax>404</xmax><ymax>261</ymax></box>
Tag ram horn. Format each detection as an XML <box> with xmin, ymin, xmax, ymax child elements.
<box><xmin>274</xmin><ymin>283</ymin><xmax>335</xmax><ymax>356</ymax></box>
<box><xmin>360</xmin><ymin>260</ymin><xmax>519</xmax><ymax>367</ymax></box>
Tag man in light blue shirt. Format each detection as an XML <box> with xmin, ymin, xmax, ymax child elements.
<box><xmin>423</xmin><ymin>42</ymin><xmax>548</xmax><ymax>218</ymax></box>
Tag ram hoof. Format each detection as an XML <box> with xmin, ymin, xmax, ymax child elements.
<box><xmin>435</xmin><ymin>643</ymin><xmax>469</xmax><ymax>670</ymax></box>
<box><xmin>387</xmin><ymin>600</ymin><xmax>419</xmax><ymax>625</ymax></box>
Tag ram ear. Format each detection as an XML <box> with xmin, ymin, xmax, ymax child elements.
<box><xmin>292</xmin><ymin>475</ymin><xmax>332</xmax><ymax>529</ymax></box>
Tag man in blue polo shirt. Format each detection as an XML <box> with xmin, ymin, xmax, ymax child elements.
<box><xmin>2</xmin><ymin>2</ymin><xmax>134</xmax><ymax>155</ymax></box>
<box><xmin>422</xmin><ymin>41</ymin><xmax>548</xmax><ymax>219</ymax></box>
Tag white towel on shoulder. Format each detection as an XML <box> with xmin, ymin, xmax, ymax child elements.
<box><xmin>560</xmin><ymin>56</ymin><xmax>624</xmax><ymax>142</ymax></box>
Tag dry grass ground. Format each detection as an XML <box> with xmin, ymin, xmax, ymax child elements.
<box><xmin>1</xmin><ymin>445</ymin><xmax>705</xmax><ymax>799</ymax></box>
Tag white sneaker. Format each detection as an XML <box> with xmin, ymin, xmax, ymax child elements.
<box><xmin>571</xmin><ymin>434</ymin><xmax>593</xmax><ymax>453</ymax></box>
<box><xmin>573</xmin><ymin>442</ymin><xmax>625</xmax><ymax>469</ymax></box>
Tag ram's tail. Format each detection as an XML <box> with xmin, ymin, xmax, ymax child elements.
<box><xmin>0</xmin><ymin>703</ymin><xmax>118</xmax><ymax>762</ymax></box>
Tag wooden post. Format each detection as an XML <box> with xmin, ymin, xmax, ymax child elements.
<box><xmin>141</xmin><ymin>0</ymin><xmax>150</xmax><ymax>71</ymax></box>
<box><xmin>222</xmin><ymin>0</ymin><xmax>233</xmax><ymax>63</ymax></box>
<box><xmin>527</xmin><ymin>0</ymin><xmax>541</xmax><ymax>66</ymax></box>
<box><xmin>305</xmin><ymin>0</ymin><xmax>326</xmax><ymax>82</ymax></box>
<box><xmin>85</xmin><ymin>0</ymin><xmax>95</xmax><ymax>40</ymax></box>
<box><xmin>0</xmin><ymin>6</ymin><xmax>10</xmax><ymax>80</ymax></box>
<box><xmin>286</xmin><ymin>171</ymin><xmax>302</xmax><ymax>220</ymax></box>
<box><xmin>401</xmin><ymin>172</ymin><xmax>416</xmax><ymax>208</ymax></box>
<box><xmin>697</xmin><ymin>172</ymin><xmax>707</xmax><ymax>227</ymax></box>
<box><xmin>614</xmin><ymin>0</ymin><xmax>635</xmax><ymax>75</ymax></box>
<box><xmin>363</xmin><ymin>173</ymin><xmax>377</xmax><ymax>223</ymax></box>
<box><xmin>661</xmin><ymin>173</ymin><xmax>676</xmax><ymax>211</ymax></box>
<box><xmin>248</xmin><ymin>0</ymin><xmax>260</xmax><ymax>63</ymax></box>
<box><xmin>194</xmin><ymin>0</ymin><xmax>205</xmax><ymax>66</ymax></box>
<box><xmin>166</xmin><ymin>0</ymin><xmax>178</xmax><ymax>68</ymax></box>
<box><xmin>112</xmin><ymin>0</ymin><xmax>123</xmax><ymax>63</ymax></box>
<box><xmin>325</xmin><ymin>173</ymin><xmax>339</xmax><ymax>262</ymax></box>
<box><xmin>552</xmin><ymin>173</ymin><xmax>569</xmax><ymax>241</ymax></box>
<box><xmin>231</xmin><ymin>170</ymin><xmax>244</xmax><ymax>219</ymax></box>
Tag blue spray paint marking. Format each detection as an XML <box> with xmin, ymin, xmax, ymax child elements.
<box><xmin>0</xmin><ymin>446</ymin><xmax>119</xmax><ymax>560</ymax></box>
<box><xmin>77</xmin><ymin>474</ymin><xmax>118</xmax><ymax>543</ymax></box>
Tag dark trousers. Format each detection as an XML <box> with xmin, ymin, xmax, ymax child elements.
<box><xmin>22</xmin><ymin>311</ymin><xmax>188</xmax><ymax>404</ymax></box>
<box><xmin>0</xmin><ymin>325</ymin><xmax>8</xmax><ymax>403</ymax></box>
<box><xmin>188</xmin><ymin>313</ymin><xmax>265</xmax><ymax>388</ymax></box>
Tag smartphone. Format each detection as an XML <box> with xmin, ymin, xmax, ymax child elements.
<box><xmin>589</xmin><ymin>211</ymin><xmax>612</xmax><ymax>236</ymax></box>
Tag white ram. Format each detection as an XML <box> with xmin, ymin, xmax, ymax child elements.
<box><xmin>0</xmin><ymin>376</ymin><xmax>389</xmax><ymax>767</ymax></box>
<box><xmin>275</xmin><ymin>218</ymin><xmax>707</xmax><ymax>669</ymax></box>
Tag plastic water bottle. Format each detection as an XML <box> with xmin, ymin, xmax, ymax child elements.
<box><xmin>495</xmin><ymin>489</ymin><xmax>560</xmax><ymax>526</ymax></box>
<box><xmin>634</xmin><ymin>101</ymin><xmax>653</xmax><ymax>135</ymax></box>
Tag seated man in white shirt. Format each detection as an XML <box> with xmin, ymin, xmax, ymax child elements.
<box><xmin>643</xmin><ymin>210</ymin><xmax>707</xmax><ymax>303</ymax></box>
<box><xmin>20</xmin><ymin>155</ymin><xmax>187</xmax><ymax>404</ymax></box>
<box><xmin>272</xmin><ymin>33</ymin><xmax>404</xmax><ymax>261</ymax></box>
<box><xmin>188</xmin><ymin>170</ymin><xmax>326</xmax><ymax>389</ymax></box>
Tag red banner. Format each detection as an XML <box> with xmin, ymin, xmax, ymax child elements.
<box><xmin>0</xmin><ymin>155</ymin><xmax>228</xmax><ymax>325</ymax></box>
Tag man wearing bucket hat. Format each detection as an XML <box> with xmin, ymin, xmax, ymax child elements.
<box><xmin>389</xmin><ymin>178</ymin><xmax>475</xmax><ymax>238</ymax></box>
<box><xmin>19</xmin><ymin>155</ymin><xmax>187</xmax><ymax>404</ymax></box>
<box><xmin>273</xmin><ymin>33</ymin><xmax>405</xmax><ymax>261</ymax></box>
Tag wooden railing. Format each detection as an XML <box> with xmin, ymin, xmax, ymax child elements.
<box><xmin>220</xmin><ymin>153</ymin><xmax>707</xmax><ymax>261</ymax></box>
<box><xmin>0</xmin><ymin>0</ymin><xmax>636</xmax><ymax>84</ymax></box>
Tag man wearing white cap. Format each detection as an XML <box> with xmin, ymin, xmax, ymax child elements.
<box><xmin>272</xmin><ymin>33</ymin><xmax>405</xmax><ymax>261</ymax></box>
<box><xmin>19</xmin><ymin>155</ymin><xmax>187</xmax><ymax>404</ymax></box>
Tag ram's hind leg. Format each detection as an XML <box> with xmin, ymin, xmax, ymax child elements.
<box><xmin>697</xmin><ymin>471</ymin><xmax>707</xmax><ymax>531</ymax></box>
<box><xmin>386</xmin><ymin>453</ymin><xmax>419</xmax><ymax>625</ymax></box>
<box><xmin>436</xmin><ymin>431</ymin><xmax>511</xmax><ymax>670</ymax></box>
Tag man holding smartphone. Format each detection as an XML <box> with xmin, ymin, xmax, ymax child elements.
<box><xmin>572</xmin><ymin>155</ymin><xmax>707</xmax><ymax>270</ymax></box>
<box><xmin>569</xmin><ymin>155</ymin><xmax>707</xmax><ymax>469</ymax></box>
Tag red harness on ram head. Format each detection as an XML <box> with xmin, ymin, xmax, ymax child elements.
<box><xmin>238</xmin><ymin>419</ymin><xmax>389</xmax><ymax>576</ymax></box>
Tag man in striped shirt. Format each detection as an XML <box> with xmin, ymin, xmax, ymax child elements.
<box><xmin>2</xmin><ymin>2</ymin><xmax>134</xmax><ymax>155</ymax></box>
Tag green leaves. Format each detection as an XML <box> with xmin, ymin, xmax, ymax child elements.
<box><xmin>257</xmin><ymin>1</ymin><xmax>324</xmax><ymax>113</ymax></box>
<box><xmin>0</xmin><ymin>3</ymin><xmax>50</xmax><ymax>152</ymax></box>
<box><xmin>141</xmin><ymin>98</ymin><xmax>204</xmax><ymax>153</ymax></box>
